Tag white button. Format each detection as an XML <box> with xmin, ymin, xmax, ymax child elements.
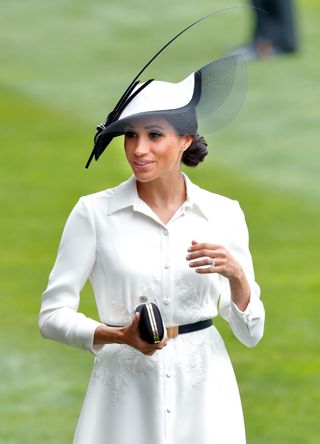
<box><xmin>163</xmin><ymin>230</ymin><xmax>168</xmax><ymax>236</ymax></box>
<box><xmin>166</xmin><ymin>408</ymin><xmax>172</xmax><ymax>413</ymax></box>
<box><xmin>164</xmin><ymin>263</ymin><xmax>170</xmax><ymax>269</ymax></box>
<box><xmin>166</xmin><ymin>373</ymin><xmax>171</xmax><ymax>378</ymax></box>
<box><xmin>163</xmin><ymin>299</ymin><xmax>170</xmax><ymax>305</ymax></box>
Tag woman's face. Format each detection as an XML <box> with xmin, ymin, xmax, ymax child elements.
<box><xmin>124</xmin><ymin>117</ymin><xmax>192</xmax><ymax>183</ymax></box>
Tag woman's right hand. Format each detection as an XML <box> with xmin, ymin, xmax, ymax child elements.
<box><xmin>93</xmin><ymin>312</ymin><xmax>167</xmax><ymax>356</ymax></box>
<box><xmin>121</xmin><ymin>312</ymin><xmax>168</xmax><ymax>355</ymax></box>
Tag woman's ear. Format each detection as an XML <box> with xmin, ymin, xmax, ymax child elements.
<box><xmin>181</xmin><ymin>135</ymin><xmax>193</xmax><ymax>151</ymax></box>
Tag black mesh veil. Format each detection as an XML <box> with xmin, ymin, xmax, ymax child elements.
<box><xmin>195</xmin><ymin>55</ymin><xmax>247</xmax><ymax>133</ymax></box>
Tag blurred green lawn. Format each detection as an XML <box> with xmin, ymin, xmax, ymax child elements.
<box><xmin>1</xmin><ymin>0</ymin><xmax>319</xmax><ymax>442</ymax></box>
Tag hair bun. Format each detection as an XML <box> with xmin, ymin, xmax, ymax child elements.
<box><xmin>182</xmin><ymin>134</ymin><xmax>208</xmax><ymax>167</ymax></box>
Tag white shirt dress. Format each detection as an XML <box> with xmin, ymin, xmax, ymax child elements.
<box><xmin>39</xmin><ymin>174</ymin><xmax>265</xmax><ymax>444</ymax></box>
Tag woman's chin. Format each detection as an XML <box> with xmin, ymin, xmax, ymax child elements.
<box><xmin>133</xmin><ymin>171</ymin><xmax>156</xmax><ymax>182</ymax></box>
<box><xmin>132</xmin><ymin>166</ymin><xmax>158</xmax><ymax>182</ymax></box>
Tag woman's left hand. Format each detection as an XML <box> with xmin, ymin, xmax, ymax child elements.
<box><xmin>186</xmin><ymin>240</ymin><xmax>243</xmax><ymax>280</ymax></box>
<box><xmin>186</xmin><ymin>240</ymin><xmax>250</xmax><ymax>311</ymax></box>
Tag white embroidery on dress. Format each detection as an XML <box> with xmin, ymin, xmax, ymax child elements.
<box><xmin>96</xmin><ymin>275</ymin><xmax>163</xmax><ymax>401</ymax></box>
<box><xmin>140</xmin><ymin>275</ymin><xmax>161</xmax><ymax>305</ymax></box>
<box><xmin>105</xmin><ymin>274</ymin><xmax>160</xmax><ymax>326</ymax></box>
<box><xmin>92</xmin><ymin>344</ymin><xmax>161</xmax><ymax>402</ymax></box>
<box><xmin>108</xmin><ymin>300</ymin><xmax>133</xmax><ymax>325</ymax></box>
<box><xmin>173</xmin><ymin>329</ymin><xmax>214</xmax><ymax>390</ymax></box>
<box><xmin>174</xmin><ymin>271</ymin><xmax>204</xmax><ymax>323</ymax></box>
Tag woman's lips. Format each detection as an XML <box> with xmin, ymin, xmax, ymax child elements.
<box><xmin>133</xmin><ymin>160</ymin><xmax>155</xmax><ymax>170</ymax></box>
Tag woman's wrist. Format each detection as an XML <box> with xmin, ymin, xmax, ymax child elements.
<box><xmin>229</xmin><ymin>271</ymin><xmax>251</xmax><ymax>312</ymax></box>
<box><xmin>93</xmin><ymin>324</ymin><xmax>126</xmax><ymax>345</ymax></box>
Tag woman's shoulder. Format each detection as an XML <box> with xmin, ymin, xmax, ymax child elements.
<box><xmin>84</xmin><ymin>176</ymin><xmax>128</xmax><ymax>198</ymax></box>
<box><xmin>184</xmin><ymin>174</ymin><xmax>243</xmax><ymax>222</ymax></box>
<box><xmin>80</xmin><ymin>187</ymin><xmax>116</xmax><ymax>203</ymax></box>
<box><xmin>76</xmin><ymin>176</ymin><xmax>135</xmax><ymax>214</ymax></box>
<box><xmin>201</xmin><ymin>188</ymin><xmax>242</xmax><ymax>217</ymax></box>
<box><xmin>190</xmin><ymin>180</ymin><xmax>239</xmax><ymax>211</ymax></box>
<box><xmin>194</xmin><ymin>187</ymin><xmax>247</xmax><ymax>234</ymax></box>
<box><xmin>197</xmin><ymin>186</ymin><xmax>236</xmax><ymax>205</ymax></box>
<box><xmin>185</xmin><ymin>173</ymin><xmax>235</xmax><ymax>204</ymax></box>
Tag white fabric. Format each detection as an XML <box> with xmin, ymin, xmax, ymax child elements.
<box><xmin>39</xmin><ymin>174</ymin><xmax>265</xmax><ymax>444</ymax></box>
<box><xmin>120</xmin><ymin>74</ymin><xmax>195</xmax><ymax>119</ymax></box>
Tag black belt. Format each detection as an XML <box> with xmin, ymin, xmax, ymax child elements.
<box><xmin>166</xmin><ymin>319</ymin><xmax>213</xmax><ymax>339</ymax></box>
<box><xmin>106</xmin><ymin>318</ymin><xmax>213</xmax><ymax>339</ymax></box>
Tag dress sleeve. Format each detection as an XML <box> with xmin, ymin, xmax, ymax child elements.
<box><xmin>218</xmin><ymin>201</ymin><xmax>265</xmax><ymax>348</ymax></box>
<box><xmin>39</xmin><ymin>198</ymin><xmax>104</xmax><ymax>353</ymax></box>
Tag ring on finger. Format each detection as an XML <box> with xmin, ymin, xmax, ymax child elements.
<box><xmin>210</xmin><ymin>259</ymin><xmax>216</xmax><ymax>267</ymax></box>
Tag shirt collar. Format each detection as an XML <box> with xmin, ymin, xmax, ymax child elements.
<box><xmin>182</xmin><ymin>173</ymin><xmax>210</xmax><ymax>220</ymax></box>
<box><xmin>107</xmin><ymin>176</ymin><xmax>139</xmax><ymax>215</ymax></box>
<box><xmin>107</xmin><ymin>173</ymin><xmax>209</xmax><ymax>220</ymax></box>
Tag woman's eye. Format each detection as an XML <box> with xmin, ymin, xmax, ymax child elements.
<box><xmin>149</xmin><ymin>132</ymin><xmax>162</xmax><ymax>140</ymax></box>
<box><xmin>125</xmin><ymin>131</ymin><xmax>136</xmax><ymax>139</ymax></box>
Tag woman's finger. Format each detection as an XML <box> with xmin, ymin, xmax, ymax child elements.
<box><xmin>188</xmin><ymin>257</ymin><xmax>218</xmax><ymax>268</ymax></box>
<box><xmin>188</xmin><ymin>242</ymin><xmax>223</xmax><ymax>252</ymax></box>
<box><xmin>132</xmin><ymin>312</ymin><xmax>140</xmax><ymax>327</ymax></box>
<box><xmin>186</xmin><ymin>249</ymin><xmax>225</xmax><ymax>261</ymax></box>
<box><xmin>194</xmin><ymin>266</ymin><xmax>219</xmax><ymax>274</ymax></box>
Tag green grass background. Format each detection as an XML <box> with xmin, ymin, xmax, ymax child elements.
<box><xmin>1</xmin><ymin>0</ymin><xmax>319</xmax><ymax>442</ymax></box>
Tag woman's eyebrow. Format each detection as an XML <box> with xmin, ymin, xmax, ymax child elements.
<box><xmin>124</xmin><ymin>123</ymin><xmax>166</xmax><ymax>132</ymax></box>
<box><xmin>144</xmin><ymin>124</ymin><xmax>165</xmax><ymax>131</ymax></box>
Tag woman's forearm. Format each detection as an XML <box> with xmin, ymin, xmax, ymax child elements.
<box><xmin>93</xmin><ymin>324</ymin><xmax>125</xmax><ymax>345</ymax></box>
<box><xmin>229</xmin><ymin>270</ymin><xmax>251</xmax><ymax>312</ymax></box>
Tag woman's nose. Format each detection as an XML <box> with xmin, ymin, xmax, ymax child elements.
<box><xmin>134</xmin><ymin>137</ymin><xmax>149</xmax><ymax>155</ymax></box>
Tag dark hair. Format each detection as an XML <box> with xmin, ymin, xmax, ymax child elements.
<box><xmin>182</xmin><ymin>133</ymin><xmax>208</xmax><ymax>167</ymax></box>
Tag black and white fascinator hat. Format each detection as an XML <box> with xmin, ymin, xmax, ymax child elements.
<box><xmin>85</xmin><ymin>12</ymin><xmax>247</xmax><ymax>168</ymax></box>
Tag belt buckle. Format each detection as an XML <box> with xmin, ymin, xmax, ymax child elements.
<box><xmin>167</xmin><ymin>325</ymin><xmax>179</xmax><ymax>339</ymax></box>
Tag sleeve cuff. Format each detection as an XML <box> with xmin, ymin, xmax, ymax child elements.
<box><xmin>230</xmin><ymin>294</ymin><xmax>265</xmax><ymax>348</ymax></box>
<box><xmin>68</xmin><ymin>317</ymin><xmax>105</xmax><ymax>354</ymax></box>
<box><xmin>231</xmin><ymin>294</ymin><xmax>264</xmax><ymax>321</ymax></box>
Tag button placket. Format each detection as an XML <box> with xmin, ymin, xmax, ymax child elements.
<box><xmin>163</xmin><ymin>342</ymin><xmax>174</xmax><ymax>444</ymax></box>
<box><xmin>160</xmin><ymin>226</ymin><xmax>172</xmax><ymax>310</ymax></box>
<box><xmin>160</xmin><ymin>226</ymin><xmax>175</xmax><ymax>443</ymax></box>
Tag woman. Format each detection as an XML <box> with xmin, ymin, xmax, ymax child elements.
<box><xmin>39</xmin><ymin>53</ymin><xmax>265</xmax><ymax>444</ymax></box>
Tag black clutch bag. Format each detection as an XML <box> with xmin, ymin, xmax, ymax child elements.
<box><xmin>135</xmin><ymin>302</ymin><xmax>164</xmax><ymax>344</ymax></box>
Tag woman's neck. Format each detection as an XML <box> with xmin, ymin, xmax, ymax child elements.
<box><xmin>136</xmin><ymin>173</ymin><xmax>186</xmax><ymax>224</ymax></box>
